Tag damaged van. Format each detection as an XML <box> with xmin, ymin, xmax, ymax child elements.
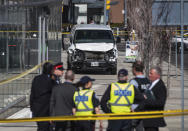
<box><xmin>67</xmin><ymin>24</ymin><xmax>118</xmax><ymax>74</ymax></box>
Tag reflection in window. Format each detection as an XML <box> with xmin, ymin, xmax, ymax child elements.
<box><xmin>74</xmin><ymin>30</ymin><xmax>114</xmax><ymax>43</ymax></box>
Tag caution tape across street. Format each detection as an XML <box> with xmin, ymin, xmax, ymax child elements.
<box><xmin>0</xmin><ymin>109</ymin><xmax>188</xmax><ymax>123</ymax></box>
<box><xmin>0</xmin><ymin>61</ymin><xmax>50</xmax><ymax>86</ymax></box>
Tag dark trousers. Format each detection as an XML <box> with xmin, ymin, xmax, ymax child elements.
<box><xmin>37</xmin><ymin>121</ymin><xmax>51</xmax><ymax>131</ymax></box>
<box><xmin>55</xmin><ymin>121</ymin><xmax>76</xmax><ymax>131</ymax></box>
<box><xmin>144</xmin><ymin>127</ymin><xmax>159</xmax><ymax>131</ymax></box>
<box><xmin>107</xmin><ymin>120</ymin><xmax>132</xmax><ymax>131</ymax></box>
<box><xmin>131</xmin><ymin>120</ymin><xmax>144</xmax><ymax>131</ymax></box>
<box><xmin>55</xmin><ymin>121</ymin><xmax>67</xmax><ymax>131</ymax></box>
<box><xmin>75</xmin><ymin>120</ymin><xmax>95</xmax><ymax>131</ymax></box>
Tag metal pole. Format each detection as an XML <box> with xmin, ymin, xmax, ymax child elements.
<box><xmin>46</xmin><ymin>18</ymin><xmax>49</xmax><ymax>60</ymax></box>
<box><xmin>124</xmin><ymin>0</ymin><xmax>127</xmax><ymax>26</ymax></box>
<box><xmin>6</xmin><ymin>32</ymin><xmax>9</xmax><ymax>73</ymax></box>
<box><xmin>47</xmin><ymin>46</ymin><xmax>49</xmax><ymax>61</ymax></box>
<box><xmin>38</xmin><ymin>16</ymin><xmax>42</xmax><ymax>73</ymax></box>
<box><xmin>21</xmin><ymin>10</ymin><xmax>26</xmax><ymax>71</ymax></box>
<box><xmin>42</xmin><ymin>17</ymin><xmax>46</xmax><ymax>62</ymax></box>
<box><xmin>175</xmin><ymin>30</ymin><xmax>177</xmax><ymax>78</ymax></box>
<box><xmin>104</xmin><ymin>0</ymin><xmax>106</xmax><ymax>25</ymax></box>
<box><xmin>180</xmin><ymin>0</ymin><xmax>184</xmax><ymax>131</ymax></box>
<box><xmin>117</xmin><ymin>27</ymin><xmax>119</xmax><ymax>36</ymax></box>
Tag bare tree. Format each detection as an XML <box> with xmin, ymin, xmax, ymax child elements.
<box><xmin>127</xmin><ymin>0</ymin><xmax>173</xmax><ymax>76</ymax></box>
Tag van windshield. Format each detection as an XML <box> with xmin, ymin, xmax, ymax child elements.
<box><xmin>74</xmin><ymin>30</ymin><xmax>115</xmax><ymax>43</ymax></box>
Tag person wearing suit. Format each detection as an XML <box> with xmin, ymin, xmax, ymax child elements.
<box><xmin>143</xmin><ymin>66</ymin><xmax>167</xmax><ymax>131</ymax></box>
<box><xmin>30</xmin><ymin>62</ymin><xmax>54</xmax><ymax>131</ymax></box>
<box><xmin>50</xmin><ymin>70</ymin><xmax>78</xmax><ymax>131</ymax></box>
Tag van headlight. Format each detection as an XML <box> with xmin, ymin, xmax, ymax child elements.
<box><xmin>73</xmin><ymin>49</ymin><xmax>85</xmax><ymax>61</ymax></box>
<box><xmin>104</xmin><ymin>49</ymin><xmax>116</xmax><ymax>61</ymax></box>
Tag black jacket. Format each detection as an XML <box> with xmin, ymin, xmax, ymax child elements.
<box><xmin>132</xmin><ymin>77</ymin><xmax>151</xmax><ymax>93</ymax></box>
<box><xmin>100</xmin><ymin>80</ymin><xmax>145</xmax><ymax>113</ymax></box>
<box><xmin>143</xmin><ymin>79</ymin><xmax>167</xmax><ymax>127</ymax></box>
<box><xmin>30</xmin><ymin>74</ymin><xmax>53</xmax><ymax>117</ymax></box>
<box><xmin>50</xmin><ymin>82</ymin><xmax>79</xmax><ymax>116</ymax></box>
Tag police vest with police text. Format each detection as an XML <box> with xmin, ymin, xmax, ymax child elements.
<box><xmin>73</xmin><ymin>89</ymin><xmax>94</xmax><ymax>116</ymax></box>
<box><xmin>108</xmin><ymin>82</ymin><xmax>135</xmax><ymax>113</ymax></box>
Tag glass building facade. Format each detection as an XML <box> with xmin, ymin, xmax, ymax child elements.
<box><xmin>0</xmin><ymin>0</ymin><xmax>62</xmax><ymax>72</ymax></box>
<box><xmin>152</xmin><ymin>0</ymin><xmax>188</xmax><ymax>26</ymax></box>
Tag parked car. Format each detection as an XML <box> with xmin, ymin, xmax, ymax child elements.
<box><xmin>67</xmin><ymin>24</ymin><xmax>118</xmax><ymax>74</ymax></box>
<box><xmin>171</xmin><ymin>32</ymin><xmax>188</xmax><ymax>52</ymax></box>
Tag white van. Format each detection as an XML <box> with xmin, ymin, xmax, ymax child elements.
<box><xmin>67</xmin><ymin>24</ymin><xmax>118</xmax><ymax>74</ymax></box>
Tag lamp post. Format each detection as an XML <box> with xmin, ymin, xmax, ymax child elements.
<box><xmin>124</xmin><ymin>0</ymin><xmax>127</xmax><ymax>26</ymax></box>
<box><xmin>180</xmin><ymin>0</ymin><xmax>184</xmax><ymax>130</ymax></box>
<box><xmin>104</xmin><ymin>0</ymin><xmax>106</xmax><ymax>25</ymax></box>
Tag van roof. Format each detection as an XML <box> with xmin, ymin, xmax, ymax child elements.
<box><xmin>73</xmin><ymin>24</ymin><xmax>112</xmax><ymax>30</ymax></box>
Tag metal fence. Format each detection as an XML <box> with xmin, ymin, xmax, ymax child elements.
<box><xmin>0</xmin><ymin>64</ymin><xmax>41</xmax><ymax>118</ymax></box>
<box><xmin>0</xmin><ymin>0</ymin><xmax>62</xmax><ymax>73</ymax></box>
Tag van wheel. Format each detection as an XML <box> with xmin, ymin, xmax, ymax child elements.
<box><xmin>67</xmin><ymin>62</ymin><xmax>71</xmax><ymax>69</ymax></box>
<box><xmin>67</xmin><ymin>54</ymin><xmax>72</xmax><ymax>69</ymax></box>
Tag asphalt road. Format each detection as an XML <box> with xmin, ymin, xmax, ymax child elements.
<box><xmin>0</xmin><ymin>50</ymin><xmax>188</xmax><ymax>131</ymax></box>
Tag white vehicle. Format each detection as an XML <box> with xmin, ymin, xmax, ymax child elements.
<box><xmin>67</xmin><ymin>24</ymin><xmax>119</xmax><ymax>74</ymax></box>
<box><xmin>172</xmin><ymin>32</ymin><xmax>188</xmax><ymax>52</ymax></box>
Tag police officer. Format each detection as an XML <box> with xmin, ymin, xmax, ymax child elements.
<box><xmin>129</xmin><ymin>61</ymin><xmax>150</xmax><ymax>131</ymax></box>
<box><xmin>101</xmin><ymin>69</ymin><xmax>145</xmax><ymax>131</ymax></box>
<box><xmin>30</xmin><ymin>62</ymin><xmax>54</xmax><ymax>131</ymax></box>
<box><xmin>52</xmin><ymin>62</ymin><xmax>64</xmax><ymax>85</ymax></box>
<box><xmin>73</xmin><ymin>76</ymin><xmax>101</xmax><ymax>131</ymax></box>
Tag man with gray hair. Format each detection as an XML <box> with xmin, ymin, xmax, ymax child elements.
<box><xmin>143</xmin><ymin>66</ymin><xmax>167</xmax><ymax>131</ymax></box>
<box><xmin>50</xmin><ymin>70</ymin><xmax>78</xmax><ymax>131</ymax></box>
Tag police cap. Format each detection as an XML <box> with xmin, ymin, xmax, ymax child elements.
<box><xmin>118</xmin><ymin>69</ymin><xmax>128</xmax><ymax>77</ymax></box>
<box><xmin>54</xmin><ymin>62</ymin><xmax>64</xmax><ymax>71</ymax></box>
<box><xmin>80</xmin><ymin>76</ymin><xmax>95</xmax><ymax>84</ymax></box>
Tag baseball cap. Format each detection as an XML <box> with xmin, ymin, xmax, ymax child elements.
<box><xmin>80</xmin><ymin>76</ymin><xmax>95</xmax><ymax>84</ymax></box>
<box><xmin>118</xmin><ymin>69</ymin><xmax>128</xmax><ymax>77</ymax></box>
<box><xmin>53</xmin><ymin>62</ymin><xmax>64</xmax><ymax>71</ymax></box>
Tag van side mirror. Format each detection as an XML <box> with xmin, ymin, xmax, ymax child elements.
<box><xmin>116</xmin><ymin>36</ymin><xmax>121</xmax><ymax>43</ymax></box>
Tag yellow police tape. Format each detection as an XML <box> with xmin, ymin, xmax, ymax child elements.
<box><xmin>0</xmin><ymin>30</ymin><xmax>188</xmax><ymax>33</ymax></box>
<box><xmin>0</xmin><ymin>109</ymin><xmax>188</xmax><ymax>123</ymax></box>
<box><xmin>0</xmin><ymin>61</ymin><xmax>50</xmax><ymax>86</ymax></box>
<box><xmin>62</xmin><ymin>32</ymin><xmax>71</xmax><ymax>34</ymax></box>
<box><xmin>1</xmin><ymin>30</ymin><xmax>187</xmax><ymax>37</ymax></box>
<box><xmin>0</xmin><ymin>31</ymin><xmax>38</xmax><ymax>33</ymax></box>
<box><xmin>113</xmin><ymin>33</ymin><xmax>129</xmax><ymax>36</ymax></box>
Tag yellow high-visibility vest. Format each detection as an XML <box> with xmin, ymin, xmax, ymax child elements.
<box><xmin>108</xmin><ymin>82</ymin><xmax>135</xmax><ymax>113</ymax></box>
<box><xmin>74</xmin><ymin>89</ymin><xmax>94</xmax><ymax>116</ymax></box>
